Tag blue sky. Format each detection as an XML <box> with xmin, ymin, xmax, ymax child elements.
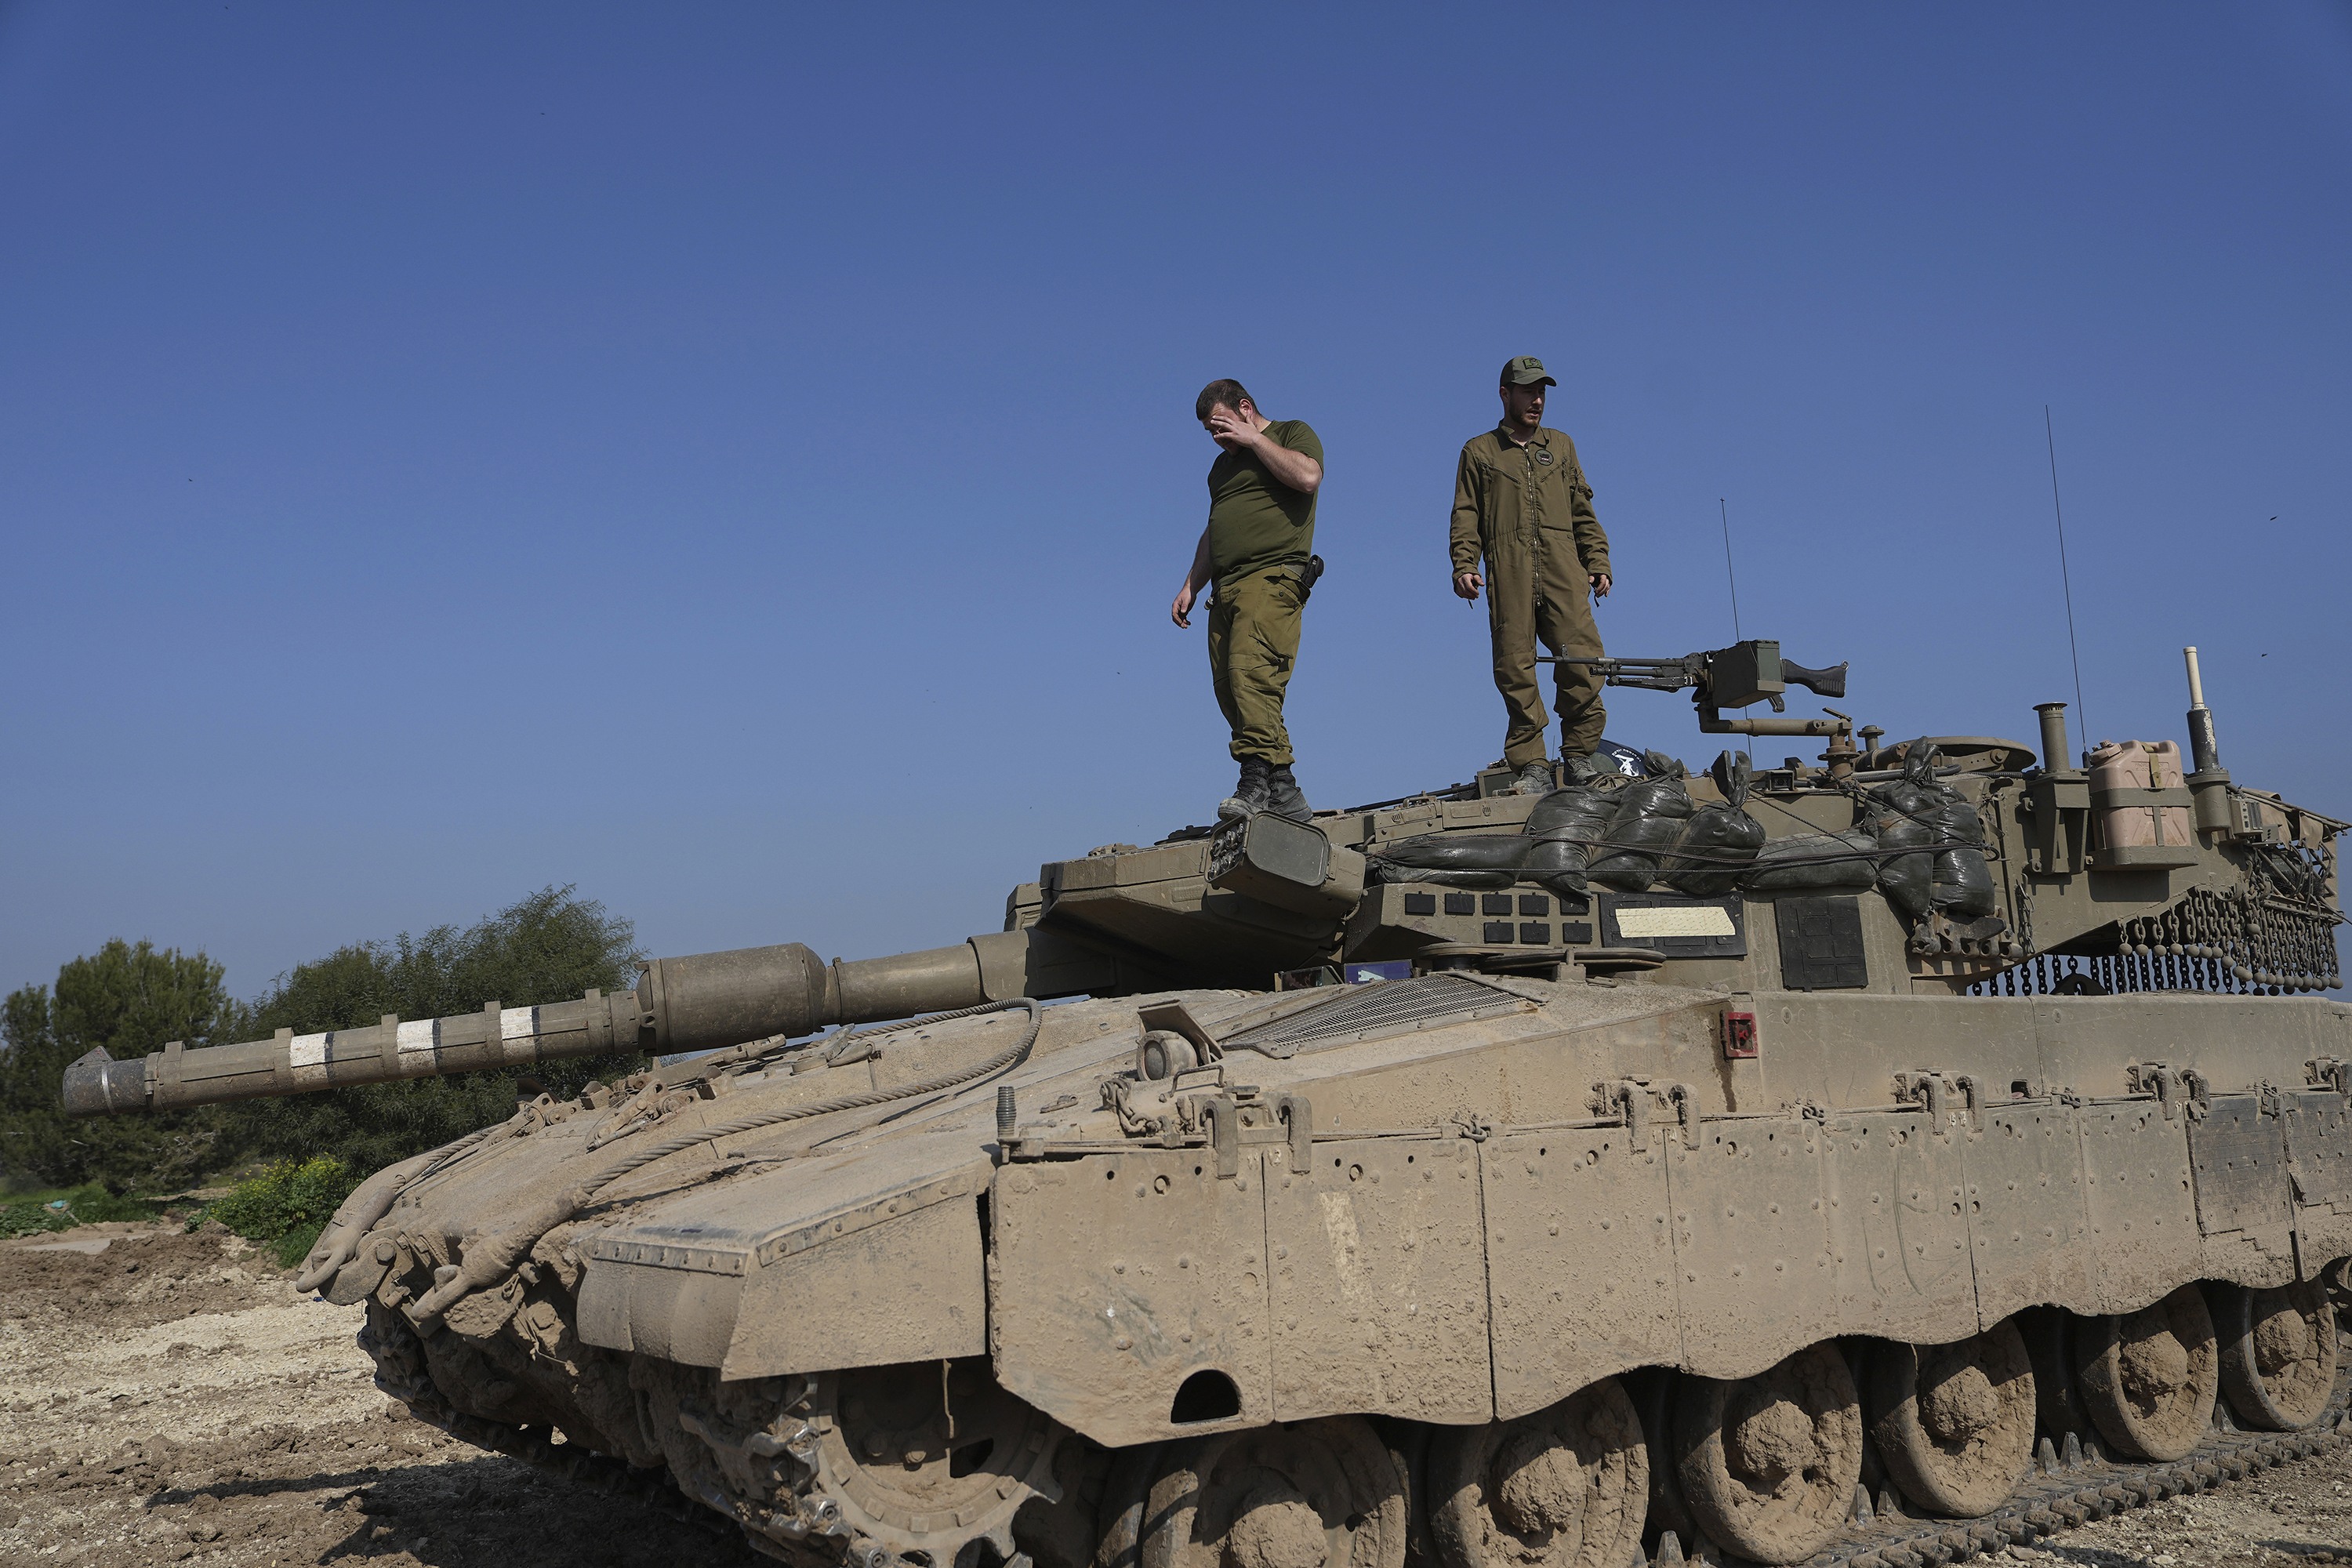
<box><xmin>3</xmin><ymin>2</ymin><xmax>2347</xmax><ymax>1001</ymax></box>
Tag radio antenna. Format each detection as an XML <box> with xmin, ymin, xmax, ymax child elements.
<box><xmin>1719</xmin><ymin>498</ymin><xmax>1742</xmax><ymax>641</ymax></box>
<box><xmin>2044</xmin><ymin>407</ymin><xmax>2088</xmax><ymax>751</ymax></box>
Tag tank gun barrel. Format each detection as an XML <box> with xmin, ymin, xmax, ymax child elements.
<box><xmin>60</xmin><ymin>927</ymin><xmax>1128</xmax><ymax>1118</ymax></box>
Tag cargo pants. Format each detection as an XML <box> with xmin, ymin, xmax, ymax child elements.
<box><xmin>1207</xmin><ymin>567</ymin><xmax>1305</xmax><ymax>765</ymax></box>
<box><xmin>1486</xmin><ymin>534</ymin><xmax>1606</xmax><ymax>768</ymax></box>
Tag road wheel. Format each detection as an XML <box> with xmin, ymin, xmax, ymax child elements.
<box><xmin>1671</xmin><ymin>1344</ymin><xmax>1863</xmax><ymax>1566</ymax></box>
<box><xmin>2074</xmin><ymin>1283</ymin><xmax>2220</xmax><ymax>1461</ymax></box>
<box><xmin>1866</xmin><ymin>1322</ymin><xmax>2036</xmax><ymax>1517</ymax></box>
<box><xmin>1141</xmin><ymin>1417</ymin><xmax>1406</xmax><ymax>1568</ymax></box>
<box><xmin>1427</xmin><ymin>1378</ymin><xmax>1649</xmax><ymax>1568</ymax></box>
<box><xmin>2212</xmin><ymin>1280</ymin><xmax>2339</xmax><ymax>1430</ymax></box>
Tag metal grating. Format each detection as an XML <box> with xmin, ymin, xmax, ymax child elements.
<box><xmin>1221</xmin><ymin>974</ymin><xmax>1504</xmax><ymax>1054</ymax></box>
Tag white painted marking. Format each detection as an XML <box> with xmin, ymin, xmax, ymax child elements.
<box><xmin>499</xmin><ymin>1006</ymin><xmax>539</xmax><ymax>1062</ymax></box>
<box><xmin>1615</xmin><ymin>906</ymin><xmax>1736</xmax><ymax>938</ymax></box>
<box><xmin>397</xmin><ymin>1018</ymin><xmax>438</xmax><ymax>1076</ymax></box>
<box><xmin>289</xmin><ymin>1033</ymin><xmax>331</xmax><ymax>1088</ymax></box>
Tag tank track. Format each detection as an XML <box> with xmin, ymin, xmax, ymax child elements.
<box><xmin>358</xmin><ymin>1301</ymin><xmax>2350</xmax><ymax>1568</ymax></box>
<box><xmin>358</xmin><ymin>1304</ymin><xmax>1022</xmax><ymax>1568</ymax></box>
<box><xmin>355</xmin><ymin>1305</ymin><xmax>728</xmax><ymax>1538</ymax></box>
<box><xmin>1659</xmin><ymin>1374</ymin><xmax>2352</xmax><ymax>1568</ymax></box>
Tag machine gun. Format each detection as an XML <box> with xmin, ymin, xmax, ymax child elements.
<box><xmin>1540</xmin><ymin>637</ymin><xmax>1860</xmax><ymax>765</ymax></box>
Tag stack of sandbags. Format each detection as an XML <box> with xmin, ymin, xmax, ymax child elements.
<box><xmin>1861</xmin><ymin>742</ymin><xmax>1995</xmax><ymax>920</ymax></box>
<box><xmin>1742</xmin><ymin>827</ymin><xmax>1881</xmax><ymax>891</ymax></box>
<box><xmin>1359</xmin><ymin>833</ymin><xmax>1520</xmax><ymax>889</ymax></box>
<box><xmin>1587</xmin><ymin>759</ymin><xmax>1697</xmax><ymax>893</ymax></box>
<box><xmin>1659</xmin><ymin>753</ymin><xmax>1768</xmax><ymax>896</ymax></box>
<box><xmin>1519</xmin><ymin>774</ymin><xmax>1630</xmax><ymax>897</ymax></box>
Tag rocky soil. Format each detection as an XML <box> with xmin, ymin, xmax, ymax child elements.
<box><xmin>0</xmin><ymin>1223</ymin><xmax>762</xmax><ymax>1567</ymax></box>
<box><xmin>2</xmin><ymin>1224</ymin><xmax>2345</xmax><ymax>1567</ymax></box>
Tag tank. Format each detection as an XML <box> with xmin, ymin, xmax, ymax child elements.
<box><xmin>62</xmin><ymin>638</ymin><xmax>2352</xmax><ymax>1568</ymax></box>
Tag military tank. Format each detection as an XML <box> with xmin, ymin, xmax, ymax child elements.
<box><xmin>63</xmin><ymin>638</ymin><xmax>2352</xmax><ymax>1568</ymax></box>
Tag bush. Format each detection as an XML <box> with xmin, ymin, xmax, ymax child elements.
<box><xmin>0</xmin><ymin>1184</ymin><xmax>163</xmax><ymax>1239</ymax></box>
<box><xmin>1</xmin><ymin>887</ymin><xmax>644</xmax><ymax>1197</ymax></box>
<box><xmin>223</xmin><ymin>886</ymin><xmax>647</xmax><ymax>1177</ymax></box>
<box><xmin>208</xmin><ymin>1156</ymin><xmax>358</xmax><ymax>1267</ymax></box>
<box><xmin>0</xmin><ymin>941</ymin><xmax>241</xmax><ymax>1194</ymax></box>
<box><xmin>0</xmin><ymin>1201</ymin><xmax>72</xmax><ymax>1240</ymax></box>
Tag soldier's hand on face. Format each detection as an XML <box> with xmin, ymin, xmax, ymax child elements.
<box><xmin>1590</xmin><ymin>573</ymin><xmax>1612</xmax><ymax>601</ymax></box>
<box><xmin>1454</xmin><ymin>571</ymin><xmax>1483</xmax><ymax>603</ymax></box>
<box><xmin>1203</xmin><ymin>410</ymin><xmax>1258</xmax><ymax>452</ymax></box>
<box><xmin>1172</xmin><ymin>582</ymin><xmax>1197</xmax><ymax>629</ymax></box>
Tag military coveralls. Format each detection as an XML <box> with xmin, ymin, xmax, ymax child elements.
<box><xmin>1205</xmin><ymin>419</ymin><xmax>1321</xmax><ymax>765</ymax></box>
<box><xmin>1450</xmin><ymin>425</ymin><xmax>1613</xmax><ymax>768</ymax></box>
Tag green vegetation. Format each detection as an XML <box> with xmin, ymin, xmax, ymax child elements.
<box><xmin>205</xmin><ymin>1155</ymin><xmax>361</xmax><ymax>1269</ymax></box>
<box><xmin>223</xmin><ymin>885</ymin><xmax>647</xmax><ymax>1174</ymax></box>
<box><xmin>2</xmin><ymin>886</ymin><xmax>648</xmax><ymax>1196</ymax></box>
<box><xmin>0</xmin><ymin>1184</ymin><xmax>165</xmax><ymax>1240</ymax></box>
<box><xmin>0</xmin><ymin>939</ymin><xmax>242</xmax><ymax>1194</ymax></box>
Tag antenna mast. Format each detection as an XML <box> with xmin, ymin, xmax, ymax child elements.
<box><xmin>1719</xmin><ymin>498</ymin><xmax>1741</xmax><ymax>642</ymax></box>
<box><xmin>2044</xmin><ymin>407</ymin><xmax>2088</xmax><ymax>753</ymax></box>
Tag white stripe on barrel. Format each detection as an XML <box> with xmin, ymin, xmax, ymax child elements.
<box><xmin>499</xmin><ymin>1006</ymin><xmax>539</xmax><ymax>1062</ymax></box>
<box><xmin>396</xmin><ymin>1019</ymin><xmax>439</xmax><ymax>1076</ymax></box>
<box><xmin>289</xmin><ymin>1033</ymin><xmax>331</xmax><ymax>1089</ymax></box>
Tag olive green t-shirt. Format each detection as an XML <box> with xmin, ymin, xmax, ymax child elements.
<box><xmin>1205</xmin><ymin>419</ymin><xmax>1321</xmax><ymax>589</ymax></box>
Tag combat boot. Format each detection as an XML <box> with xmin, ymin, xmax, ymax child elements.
<box><xmin>1218</xmin><ymin>757</ymin><xmax>1272</xmax><ymax>822</ymax></box>
<box><xmin>1265</xmin><ymin>763</ymin><xmax>1312</xmax><ymax>824</ymax></box>
<box><xmin>1562</xmin><ymin>754</ymin><xmax>1606</xmax><ymax>786</ymax></box>
<box><xmin>1510</xmin><ymin>760</ymin><xmax>1556</xmax><ymax>795</ymax></box>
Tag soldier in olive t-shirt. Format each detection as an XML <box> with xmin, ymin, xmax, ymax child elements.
<box><xmin>1171</xmin><ymin>379</ymin><xmax>1323</xmax><ymax>824</ymax></box>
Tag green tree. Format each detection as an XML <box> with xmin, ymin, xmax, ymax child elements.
<box><xmin>0</xmin><ymin>940</ymin><xmax>241</xmax><ymax>1193</ymax></box>
<box><xmin>224</xmin><ymin>886</ymin><xmax>646</xmax><ymax>1174</ymax></box>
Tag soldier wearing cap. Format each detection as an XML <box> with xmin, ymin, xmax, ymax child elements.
<box><xmin>1171</xmin><ymin>379</ymin><xmax>1323</xmax><ymax>824</ymax></box>
<box><xmin>1451</xmin><ymin>356</ymin><xmax>1614</xmax><ymax>794</ymax></box>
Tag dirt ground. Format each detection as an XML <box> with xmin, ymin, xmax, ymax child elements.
<box><xmin>2</xmin><ymin>1225</ymin><xmax>2347</xmax><ymax>1568</ymax></box>
<box><xmin>0</xmin><ymin>1223</ymin><xmax>764</xmax><ymax>1568</ymax></box>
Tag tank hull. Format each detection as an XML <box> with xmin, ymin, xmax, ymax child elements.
<box><xmin>335</xmin><ymin>970</ymin><xmax>2352</xmax><ymax>1568</ymax></box>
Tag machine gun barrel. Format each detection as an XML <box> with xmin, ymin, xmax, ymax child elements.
<box><xmin>59</xmin><ymin>926</ymin><xmax>1129</xmax><ymax>1118</ymax></box>
<box><xmin>1540</xmin><ymin>638</ymin><xmax>1848</xmax><ymax>706</ymax></box>
<box><xmin>1534</xmin><ymin>654</ymin><xmax>1707</xmax><ymax>692</ymax></box>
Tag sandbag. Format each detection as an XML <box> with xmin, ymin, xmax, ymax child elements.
<box><xmin>1915</xmin><ymin>793</ymin><xmax>1995</xmax><ymax>916</ymax></box>
<box><xmin>1872</xmin><ymin>815</ymin><xmax>1938</xmax><ymax>920</ymax></box>
<box><xmin>1523</xmin><ymin>837</ymin><xmax>1589</xmax><ymax>898</ymax></box>
<box><xmin>1588</xmin><ymin>772</ymin><xmax>1695</xmax><ymax>894</ymax></box>
<box><xmin>1661</xmin><ymin>752</ymin><xmax>1766</xmax><ymax>897</ymax></box>
<box><xmin>1518</xmin><ymin>780</ymin><xmax>1622</xmax><ymax>896</ymax></box>
<box><xmin>1861</xmin><ymin>741</ymin><xmax>1996</xmax><ymax>919</ymax></box>
<box><xmin>1526</xmin><ymin>779</ymin><xmax>1625</xmax><ymax>840</ymax></box>
<box><xmin>1367</xmin><ymin>833</ymin><xmax>1523</xmax><ymax>890</ymax></box>
<box><xmin>1740</xmin><ymin>829</ymin><xmax>1881</xmax><ymax>892</ymax></box>
<box><xmin>1375</xmin><ymin>867</ymin><xmax>1515</xmax><ymax>890</ymax></box>
<box><xmin>1934</xmin><ymin>840</ymin><xmax>1998</xmax><ymax>916</ymax></box>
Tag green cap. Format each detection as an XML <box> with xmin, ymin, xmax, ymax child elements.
<box><xmin>1501</xmin><ymin>355</ymin><xmax>1555</xmax><ymax>387</ymax></box>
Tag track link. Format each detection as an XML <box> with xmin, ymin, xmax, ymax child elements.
<box><xmin>358</xmin><ymin>1303</ymin><xmax>1036</xmax><ymax>1568</ymax></box>
<box><xmin>356</xmin><ymin>1305</ymin><xmax>729</xmax><ymax>1537</ymax></box>
<box><xmin>1653</xmin><ymin>1376</ymin><xmax>2352</xmax><ymax>1568</ymax></box>
<box><xmin>359</xmin><ymin>1298</ymin><xmax>2351</xmax><ymax>1568</ymax></box>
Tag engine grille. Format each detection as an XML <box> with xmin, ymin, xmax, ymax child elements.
<box><xmin>1220</xmin><ymin>973</ymin><xmax>1517</xmax><ymax>1056</ymax></box>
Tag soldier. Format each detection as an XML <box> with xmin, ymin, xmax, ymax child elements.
<box><xmin>1451</xmin><ymin>356</ymin><xmax>1614</xmax><ymax>794</ymax></box>
<box><xmin>1171</xmin><ymin>379</ymin><xmax>1323</xmax><ymax>823</ymax></box>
